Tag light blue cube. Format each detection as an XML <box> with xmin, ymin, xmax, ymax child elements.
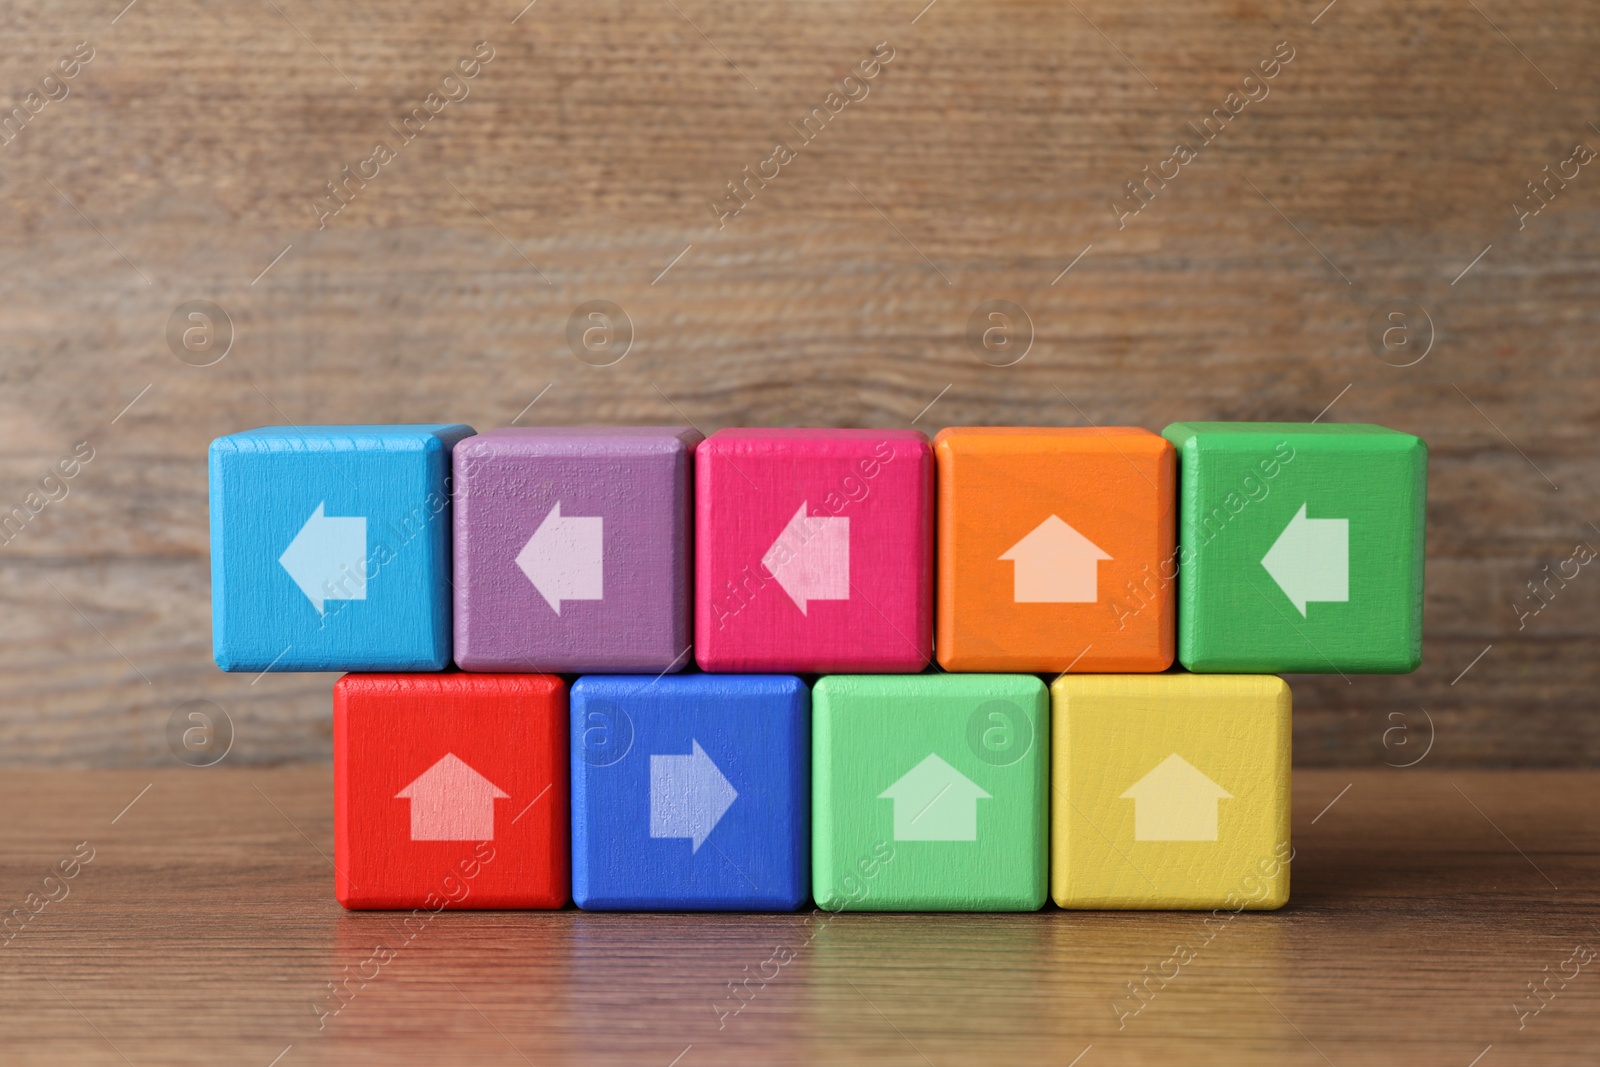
<box><xmin>570</xmin><ymin>674</ymin><xmax>809</xmax><ymax>911</ymax></box>
<box><xmin>209</xmin><ymin>424</ymin><xmax>473</xmax><ymax>672</ymax></box>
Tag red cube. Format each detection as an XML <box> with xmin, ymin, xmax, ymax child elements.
<box><xmin>334</xmin><ymin>673</ymin><xmax>568</xmax><ymax>909</ymax></box>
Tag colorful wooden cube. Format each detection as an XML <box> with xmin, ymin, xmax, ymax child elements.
<box><xmin>452</xmin><ymin>427</ymin><xmax>701</xmax><ymax>673</ymax></box>
<box><xmin>812</xmin><ymin>674</ymin><xmax>1047</xmax><ymax>911</ymax></box>
<box><xmin>569</xmin><ymin>674</ymin><xmax>809</xmax><ymax>911</ymax></box>
<box><xmin>334</xmin><ymin>672</ymin><xmax>568</xmax><ymax>909</ymax></box>
<box><xmin>934</xmin><ymin>427</ymin><xmax>1175</xmax><ymax>673</ymax></box>
<box><xmin>209</xmin><ymin>424</ymin><xmax>472</xmax><ymax>672</ymax></box>
<box><xmin>1162</xmin><ymin>422</ymin><xmax>1426</xmax><ymax>673</ymax></box>
<box><xmin>696</xmin><ymin>429</ymin><xmax>933</xmax><ymax>673</ymax></box>
<box><xmin>1050</xmin><ymin>673</ymin><xmax>1290</xmax><ymax>910</ymax></box>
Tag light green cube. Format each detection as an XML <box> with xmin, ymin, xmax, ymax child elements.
<box><xmin>812</xmin><ymin>674</ymin><xmax>1047</xmax><ymax>911</ymax></box>
<box><xmin>1162</xmin><ymin>422</ymin><xmax>1427</xmax><ymax>674</ymax></box>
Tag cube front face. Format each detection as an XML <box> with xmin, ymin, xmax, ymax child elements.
<box><xmin>569</xmin><ymin>674</ymin><xmax>809</xmax><ymax>911</ymax></box>
<box><xmin>209</xmin><ymin>425</ymin><xmax>472</xmax><ymax>672</ymax></box>
<box><xmin>696</xmin><ymin>430</ymin><xmax>933</xmax><ymax>673</ymax></box>
<box><xmin>935</xmin><ymin>427</ymin><xmax>1175</xmax><ymax>673</ymax></box>
<box><xmin>333</xmin><ymin>673</ymin><xmax>568</xmax><ymax>909</ymax></box>
<box><xmin>812</xmin><ymin>674</ymin><xmax>1047</xmax><ymax>911</ymax></box>
<box><xmin>1050</xmin><ymin>674</ymin><xmax>1290</xmax><ymax>910</ymax></box>
<box><xmin>452</xmin><ymin>427</ymin><xmax>700</xmax><ymax>673</ymax></box>
<box><xmin>1164</xmin><ymin>422</ymin><xmax>1427</xmax><ymax>673</ymax></box>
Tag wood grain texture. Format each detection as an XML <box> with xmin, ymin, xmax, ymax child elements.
<box><xmin>1</xmin><ymin>767</ymin><xmax>1595</xmax><ymax>1064</ymax></box>
<box><xmin>696</xmin><ymin>429</ymin><xmax>933</xmax><ymax>672</ymax></box>
<box><xmin>0</xmin><ymin>1</ymin><xmax>1596</xmax><ymax>763</ymax></box>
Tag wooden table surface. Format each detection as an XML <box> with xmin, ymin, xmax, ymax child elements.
<box><xmin>0</xmin><ymin>767</ymin><xmax>1594</xmax><ymax>1065</ymax></box>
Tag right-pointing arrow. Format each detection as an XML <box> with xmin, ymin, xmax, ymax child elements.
<box><xmin>1261</xmin><ymin>503</ymin><xmax>1349</xmax><ymax>616</ymax></box>
<box><xmin>649</xmin><ymin>740</ymin><xmax>738</xmax><ymax>853</ymax></box>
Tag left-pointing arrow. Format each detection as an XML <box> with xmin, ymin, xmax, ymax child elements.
<box><xmin>762</xmin><ymin>502</ymin><xmax>849</xmax><ymax>615</ymax></box>
<box><xmin>1261</xmin><ymin>503</ymin><xmax>1348</xmax><ymax>617</ymax></box>
<box><xmin>278</xmin><ymin>502</ymin><xmax>367</xmax><ymax>615</ymax></box>
<box><xmin>515</xmin><ymin>502</ymin><xmax>604</xmax><ymax>615</ymax></box>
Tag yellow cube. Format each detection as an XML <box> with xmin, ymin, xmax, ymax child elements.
<box><xmin>1051</xmin><ymin>674</ymin><xmax>1291</xmax><ymax>909</ymax></box>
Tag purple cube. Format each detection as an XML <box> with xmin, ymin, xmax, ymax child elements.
<box><xmin>453</xmin><ymin>427</ymin><xmax>701</xmax><ymax>672</ymax></box>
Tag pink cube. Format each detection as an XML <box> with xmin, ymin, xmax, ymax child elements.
<box><xmin>696</xmin><ymin>429</ymin><xmax>933</xmax><ymax>672</ymax></box>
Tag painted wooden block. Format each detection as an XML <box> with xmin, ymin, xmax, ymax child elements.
<box><xmin>1050</xmin><ymin>673</ymin><xmax>1291</xmax><ymax>910</ymax></box>
<box><xmin>334</xmin><ymin>672</ymin><xmax>568</xmax><ymax>909</ymax></box>
<box><xmin>934</xmin><ymin>427</ymin><xmax>1175</xmax><ymax>673</ymax></box>
<box><xmin>812</xmin><ymin>674</ymin><xmax>1047</xmax><ymax>911</ymax></box>
<box><xmin>1162</xmin><ymin>422</ymin><xmax>1427</xmax><ymax>673</ymax></box>
<box><xmin>696</xmin><ymin>429</ymin><xmax>933</xmax><ymax>673</ymax></box>
<box><xmin>209</xmin><ymin>424</ymin><xmax>473</xmax><ymax>672</ymax></box>
<box><xmin>453</xmin><ymin>427</ymin><xmax>701</xmax><ymax>673</ymax></box>
<box><xmin>569</xmin><ymin>673</ymin><xmax>809</xmax><ymax>911</ymax></box>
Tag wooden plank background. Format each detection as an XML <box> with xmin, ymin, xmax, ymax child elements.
<box><xmin>0</xmin><ymin>0</ymin><xmax>1594</xmax><ymax>765</ymax></box>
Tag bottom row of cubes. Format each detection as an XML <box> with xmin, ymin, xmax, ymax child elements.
<box><xmin>334</xmin><ymin>672</ymin><xmax>1292</xmax><ymax>913</ymax></box>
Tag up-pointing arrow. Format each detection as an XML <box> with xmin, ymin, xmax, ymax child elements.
<box><xmin>761</xmin><ymin>502</ymin><xmax>849</xmax><ymax>615</ymax></box>
<box><xmin>515</xmin><ymin>502</ymin><xmax>603</xmax><ymax>614</ymax></box>
<box><xmin>278</xmin><ymin>502</ymin><xmax>367</xmax><ymax>615</ymax></box>
<box><xmin>649</xmin><ymin>740</ymin><xmax>738</xmax><ymax>853</ymax></box>
<box><xmin>1261</xmin><ymin>503</ymin><xmax>1349</xmax><ymax>616</ymax></box>
<box><xmin>999</xmin><ymin>514</ymin><xmax>1112</xmax><ymax>603</ymax></box>
<box><xmin>395</xmin><ymin>753</ymin><xmax>510</xmax><ymax>841</ymax></box>
<box><xmin>1120</xmin><ymin>753</ymin><xmax>1232</xmax><ymax>842</ymax></box>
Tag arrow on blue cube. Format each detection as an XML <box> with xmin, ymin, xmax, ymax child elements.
<box><xmin>649</xmin><ymin>740</ymin><xmax>737</xmax><ymax>853</ymax></box>
<box><xmin>278</xmin><ymin>502</ymin><xmax>368</xmax><ymax>615</ymax></box>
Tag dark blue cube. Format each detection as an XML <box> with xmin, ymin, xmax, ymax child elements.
<box><xmin>570</xmin><ymin>674</ymin><xmax>809</xmax><ymax>910</ymax></box>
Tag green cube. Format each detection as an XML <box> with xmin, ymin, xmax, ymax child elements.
<box><xmin>1162</xmin><ymin>422</ymin><xmax>1427</xmax><ymax>673</ymax></box>
<box><xmin>812</xmin><ymin>674</ymin><xmax>1048</xmax><ymax>911</ymax></box>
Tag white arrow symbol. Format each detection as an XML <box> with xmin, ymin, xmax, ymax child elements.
<box><xmin>515</xmin><ymin>502</ymin><xmax>603</xmax><ymax>614</ymax></box>
<box><xmin>761</xmin><ymin>501</ymin><xmax>849</xmax><ymax>615</ymax></box>
<box><xmin>1261</xmin><ymin>503</ymin><xmax>1349</xmax><ymax>616</ymax></box>
<box><xmin>1120</xmin><ymin>753</ymin><xmax>1232</xmax><ymax>842</ymax></box>
<box><xmin>395</xmin><ymin>753</ymin><xmax>510</xmax><ymax>841</ymax></box>
<box><xmin>650</xmin><ymin>740</ymin><xmax>737</xmax><ymax>853</ymax></box>
<box><xmin>278</xmin><ymin>502</ymin><xmax>367</xmax><ymax>615</ymax></box>
<box><xmin>999</xmin><ymin>515</ymin><xmax>1112</xmax><ymax>603</ymax></box>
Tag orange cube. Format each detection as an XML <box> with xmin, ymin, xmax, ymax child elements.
<box><xmin>935</xmin><ymin>427</ymin><xmax>1175</xmax><ymax>673</ymax></box>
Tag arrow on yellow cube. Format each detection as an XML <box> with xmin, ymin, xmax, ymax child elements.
<box><xmin>1119</xmin><ymin>754</ymin><xmax>1233</xmax><ymax>842</ymax></box>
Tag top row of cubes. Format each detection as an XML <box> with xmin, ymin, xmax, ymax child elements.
<box><xmin>210</xmin><ymin>423</ymin><xmax>1426</xmax><ymax>677</ymax></box>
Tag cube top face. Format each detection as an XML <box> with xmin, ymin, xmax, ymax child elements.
<box><xmin>695</xmin><ymin>429</ymin><xmax>933</xmax><ymax>673</ymax></box>
<box><xmin>466</xmin><ymin>425</ymin><xmax>701</xmax><ymax>455</ymax></box>
<box><xmin>934</xmin><ymin>427</ymin><xmax>1175</xmax><ymax>673</ymax></box>
<box><xmin>812</xmin><ymin>674</ymin><xmax>1047</xmax><ymax>911</ymax></box>
<box><xmin>569</xmin><ymin>674</ymin><xmax>809</xmax><ymax>911</ymax></box>
<box><xmin>1162</xmin><ymin>422</ymin><xmax>1427</xmax><ymax>673</ymax></box>
<box><xmin>1050</xmin><ymin>673</ymin><xmax>1290</xmax><ymax>910</ymax></box>
<box><xmin>452</xmin><ymin>427</ymin><xmax>701</xmax><ymax>673</ymax></box>
<box><xmin>211</xmin><ymin>424</ymin><xmax>469</xmax><ymax>452</ymax></box>
<box><xmin>209</xmin><ymin>424</ymin><xmax>473</xmax><ymax>672</ymax></box>
<box><xmin>333</xmin><ymin>672</ymin><xmax>568</xmax><ymax>909</ymax></box>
